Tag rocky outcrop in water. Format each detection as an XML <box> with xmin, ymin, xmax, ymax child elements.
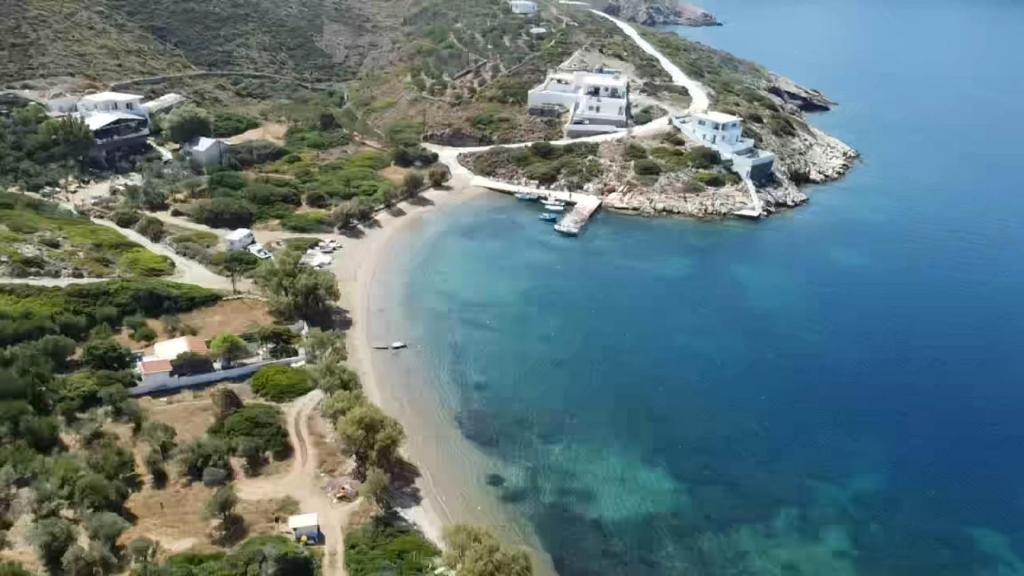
<box><xmin>767</xmin><ymin>74</ymin><xmax>834</xmax><ymax>112</ymax></box>
<box><xmin>601</xmin><ymin>0</ymin><xmax>720</xmax><ymax>27</ymax></box>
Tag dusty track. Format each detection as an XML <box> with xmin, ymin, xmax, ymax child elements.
<box><xmin>235</xmin><ymin>390</ymin><xmax>359</xmax><ymax>576</ymax></box>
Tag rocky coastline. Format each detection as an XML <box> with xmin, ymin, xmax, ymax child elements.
<box><xmin>600</xmin><ymin>0</ymin><xmax>720</xmax><ymax>27</ymax></box>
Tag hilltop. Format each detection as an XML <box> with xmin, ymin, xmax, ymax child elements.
<box><xmin>0</xmin><ymin>0</ymin><xmax>415</xmax><ymax>84</ymax></box>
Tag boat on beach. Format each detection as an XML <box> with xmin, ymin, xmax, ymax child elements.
<box><xmin>515</xmin><ymin>192</ymin><xmax>540</xmax><ymax>201</ymax></box>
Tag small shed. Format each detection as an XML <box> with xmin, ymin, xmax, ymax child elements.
<box><xmin>184</xmin><ymin>136</ymin><xmax>230</xmax><ymax>168</ymax></box>
<box><xmin>287</xmin><ymin>513</ymin><xmax>320</xmax><ymax>544</ymax></box>
<box><xmin>225</xmin><ymin>228</ymin><xmax>255</xmax><ymax>251</ymax></box>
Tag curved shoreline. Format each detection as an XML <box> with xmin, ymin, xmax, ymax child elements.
<box><xmin>333</xmin><ymin>184</ymin><xmax>558</xmax><ymax>574</ymax></box>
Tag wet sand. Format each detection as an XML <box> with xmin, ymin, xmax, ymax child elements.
<box><xmin>330</xmin><ymin>184</ymin><xmax>556</xmax><ymax>574</ymax></box>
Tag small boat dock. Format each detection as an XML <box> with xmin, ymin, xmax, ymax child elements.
<box><xmin>471</xmin><ymin>176</ymin><xmax>603</xmax><ymax>236</ymax></box>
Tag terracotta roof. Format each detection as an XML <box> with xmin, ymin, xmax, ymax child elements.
<box><xmin>140</xmin><ymin>359</ymin><xmax>173</xmax><ymax>375</ymax></box>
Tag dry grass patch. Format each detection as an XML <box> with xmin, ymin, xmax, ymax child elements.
<box><xmin>309</xmin><ymin>411</ymin><xmax>350</xmax><ymax>477</ymax></box>
<box><xmin>226</xmin><ymin>122</ymin><xmax>289</xmax><ymax>146</ymax></box>
<box><xmin>178</xmin><ymin>298</ymin><xmax>274</xmax><ymax>340</ymax></box>
<box><xmin>121</xmin><ymin>483</ymin><xmax>291</xmax><ymax>556</ymax></box>
<box><xmin>379</xmin><ymin>165</ymin><xmax>411</xmax><ymax>186</ymax></box>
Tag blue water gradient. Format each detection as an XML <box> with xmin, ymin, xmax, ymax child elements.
<box><xmin>397</xmin><ymin>0</ymin><xmax>1024</xmax><ymax>573</ymax></box>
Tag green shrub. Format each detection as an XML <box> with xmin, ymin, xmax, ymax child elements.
<box><xmin>392</xmin><ymin>146</ymin><xmax>438</xmax><ymax>168</ymax></box>
<box><xmin>346</xmin><ymin>514</ymin><xmax>439</xmax><ymax>576</ymax></box>
<box><xmin>633</xmin><ymin>159</ymin><xmax>662</xmax><ymax>176</ymax></box>
<box><xmin>525</xmin><ymin>161</ymin><xmax>560</xmax><ymax>184</ymax></box>
<box><xmin>211</xmin><ymin>404</ymin><xmax>290</xmax><ymax>459</ymax></box>
<box><xmin>212</xmin><ymin>112</ymin><xmax>260</xmax><ymax>138</ymax></box>
<box><xmin>111</xmin><ymin>210</ymin><xmax>142</xmax><ymax>228</ymax></box>
<box><xmin>530</xmin><ymin>141</ymin><xmax>557</xmax><ymax>159</ymax></box>
<box><xmin>684</xmin><ymin>146</ymin><xmax>722</xmax><ymax>169</ymax></box>
<box><xmin>208</xmin><ymin>171</ymin><xmax>247</xmax><ymax>191</ymax></box>
<box><xmin>251</xmin><ymin>365</ymin><xmax>313</xmax><ymax>402</ymax></box>
<box><xmin>624</xmin><ymin>142</ymin><xmax>648</xmax><ymax>160</ymax></box>
<box><xmin>231</xmin><ymin>140</ymin><xmax>286</xmax><ymax>168</ymax></box>
<box><xmin>192</xmin><ymin>197</ymin><xmax>256</xmax><ymax>228</ymax></box>
<box><xmin>119</xmin><ymin>249</ymin><xmax>175</xmax><ymax>277</ymax></box>
<box><xmin>281</xmin><ymin>211</ymin><xmax>330</xmax><ymax>233</ymax></box>
<box><xmin>134</xmin><ymin>215</ymin><xmax>166</xmax><ymax>241</ymax></box>
<box><xmin>695</xmin><ymin>171</ymin><xmax>727</xmax><ymax>187</ymax></box>
<box><xmin>0</xmin><ymin>280</ymin><xmax>219</xmax><ymax>346</ymax></box>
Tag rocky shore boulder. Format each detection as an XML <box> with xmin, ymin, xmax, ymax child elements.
<box><xmin>768</xmin><ymin>74</ymin><xmax>834</xmax><ymax>112</ymax></box>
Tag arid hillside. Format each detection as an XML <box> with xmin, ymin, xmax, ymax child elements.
<box><xmin>0</xmin><ymin>0</ymin><xmax>416</xmax><ymax>84</ymax></box>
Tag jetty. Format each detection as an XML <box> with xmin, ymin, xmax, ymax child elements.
<box><xmin>471</xmin><ymin>176</ymin><xmax>603</xmax><ymax>236</ymax></box>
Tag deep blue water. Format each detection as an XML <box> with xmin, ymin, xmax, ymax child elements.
<box><xmin>397</xmin><ymin>0</ymin><xmax>1024</xmax><ymax>573</ymax></box>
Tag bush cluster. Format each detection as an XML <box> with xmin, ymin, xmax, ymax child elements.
<box><xmin>251</xmin><ymin>365</ymin><xmax>314</xmax><ymax>402</ymax></box>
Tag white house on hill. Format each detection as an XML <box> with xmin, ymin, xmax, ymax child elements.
<box><xmin>508</xmin><ymin>0</ymin><xmax>538</xmax><ymax>15</ymax></box>
<box><xmin>184</xmin><ymin>137</ymin><xmax>230</xmax><ymax>169</ymax></box>
<box><xmin>528</xmin><ymin>69</ymin><xmax>630</xmax><ymax>137</ymax></box>
<box><xmin>225</xmin><ymin>228</ymin><xmax>255</xmax><ymax>251</ymax></box>
<box><xmin>137</xmin><ymin>336</ymin><xmax>210</xmax><ymax>387</ymax></box>
<box><xmin>672</xmin><ymin>111</ymin><xmax>776</xmax><ymax>182</ymax></box>
<box><xmin>77</xmin><ymin>92</ymin><xmax>146</xmax><ymax>115</ymax></box>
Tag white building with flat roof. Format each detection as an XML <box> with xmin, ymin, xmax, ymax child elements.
<box><xmin>225</xmin><ymin>228</ymin><xmax>255</xmax><ymax>251</ymax></box>
<box><xmin>508</xmin><ymin>0</ymin><xmax>538</xmax><ymax>15</ymax></box>
<box><xmin>78</xmin><ymin>91</ymin><xmax>146</xmax><ymax>115</ymax></box>
<box><xmin>528</xmin><ymin>69</ymin><xmax>631</xmax><ymax>137</ymax></box>
<box><xmin>184</xmin><ymin>136</ymin><xmax>230</xmax><ymax>169</ymax></box>
<box><xmin>672</xmin><ymin>111</ymin><xmax>776</xmax><ymax>182</ymax></box>
<box><xmin>288</xmin><ymin>513</ymin><xmax>320</xmax><ymax>543</ymax></box>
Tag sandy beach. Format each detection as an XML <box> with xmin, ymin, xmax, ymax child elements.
<box><xmin>329</xmin><ymin>179</ymin><xmax>557</xmax><ymax>574</ymax></box>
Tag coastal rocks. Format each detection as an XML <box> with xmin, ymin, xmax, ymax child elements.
<box><xmin>601</xmin><ymin>0</ymin><xmax>720</xmax><ymax>27</ymax></box>
<box><xmin>606</xmin><ymin>176</ymin><xmax>751</xmax><ymax>218</ymax></box>
<box><xmin>770</xmin><ymin>124</ymin><xmax>859</xmax><ymax>184</ymax></box>
<box><xmin>767</xmin><ymin>74</ymin><xmax>834</xmax><ymax>112</ymax></box>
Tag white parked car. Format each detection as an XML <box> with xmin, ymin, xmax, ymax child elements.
<box><xmin>248</xmin><ymin>243</ymin><xmax>273</xmax><ymax>260</ymax></box>
<box><xmin>302</xmin><ymin>248</ymin><xmax>333</xmax><ymax>269</ymax></box>
<box><xmin>317</xmin><ymin>239</ymin><xmax>340</xmax><ymax>253</ymax></box>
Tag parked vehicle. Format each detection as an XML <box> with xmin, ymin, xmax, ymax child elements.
<box><xmin>248</xmin><ymin>243</ymin><xmax>273</xmax><ymax>260</ymax></box>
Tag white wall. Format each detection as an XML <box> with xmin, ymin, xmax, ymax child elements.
<box><xmin>132</xmin><ymin>355</ymin><xmax>304</xmax><ymax>396</ymax></box>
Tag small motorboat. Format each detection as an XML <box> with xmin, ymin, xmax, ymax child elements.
<box><xmin>390</xmin><ymin>341</ymin><xmax>407</xmax><ymax>350</ymax></box>
<box><xmin>542</xmin><ymin>199</ymin><xmax>566</xmax><ymax>207</ymax></box>
<box><xmin>538</xmin><ymin>213</ymin><xmax>559</xmax><ymax>222</ymax></box>
<box><xmin>515</xmin><ymin>192</ymin><xmax>539</xmax><ymax>201</ymax></box>
<box><xmin>544</xmin><ymin>204</ymin><xmax>565</xmax><ymax>213</ymax></box>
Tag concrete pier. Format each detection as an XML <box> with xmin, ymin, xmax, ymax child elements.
<box><xmin>470</xmin><ymin>176</ymin><xmax>603</xmax><ymax>235</ymax></box>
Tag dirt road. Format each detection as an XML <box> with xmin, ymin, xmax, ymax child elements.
<box><xmin>235</xmin><ymin>390</ymin><xmax>359</xmax><ymax>576</ymax></box>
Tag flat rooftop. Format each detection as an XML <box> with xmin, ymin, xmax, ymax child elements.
<box><xmin>696</xmin><ymin>111</ymin><xmax>742</xmax><ymax>124</ymax></box>
<box><xmin>80</xmin><ymin>91</ymin><xmax>143</xmax><ymax>102</ymax></box>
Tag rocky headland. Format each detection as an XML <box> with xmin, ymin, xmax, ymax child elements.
<box><xmin>600</xmin><ymin>0</ymin><xmax>720</xmax><ymax>27</ymax></box>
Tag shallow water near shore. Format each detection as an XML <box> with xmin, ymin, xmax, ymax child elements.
<box><xmin>381</xmin><ymin>0</ymin><xmax>1024</xmax><ymax>573</ymax></box>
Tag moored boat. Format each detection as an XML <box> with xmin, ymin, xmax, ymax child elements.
<box><xmin>515</xmin><ymin>192</ymin><xmax>539</xmax><ymax>201</ymax></box>
<box><xmin>538</xmin><ymin>212</ymin><xmax>559</xmax><ymax>222</ymax></box>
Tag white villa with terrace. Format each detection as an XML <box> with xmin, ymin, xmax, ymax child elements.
<box><xmin>528</xmin><ymin>68</ymin><xmax>631</xmax><ymax>137</ymax></box>
<box><xmin>672</xmin><ymin>111</ymin><xmax>776</xmax><ymax>183</ymax></box>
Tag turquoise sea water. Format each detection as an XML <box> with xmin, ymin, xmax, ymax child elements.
<box><xmin>394</xmin><ymin>0</ymin><xmax>1024</xmax><ymax>573</ymax></box>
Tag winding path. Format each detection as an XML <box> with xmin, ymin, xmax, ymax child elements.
<box><xmin>588</xmin><ymin>9</ymin><xmax>710</xmax><ymax>114</ymax></box>
<box><xmin>235</xmin><ymin>390</ymin><xmax>359</xmax><ymax>576</ymax></box>
<box><xmin>425</xmin><ymin>7</ymin><xmax>710</xmax><ymax>164</ymax></box>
